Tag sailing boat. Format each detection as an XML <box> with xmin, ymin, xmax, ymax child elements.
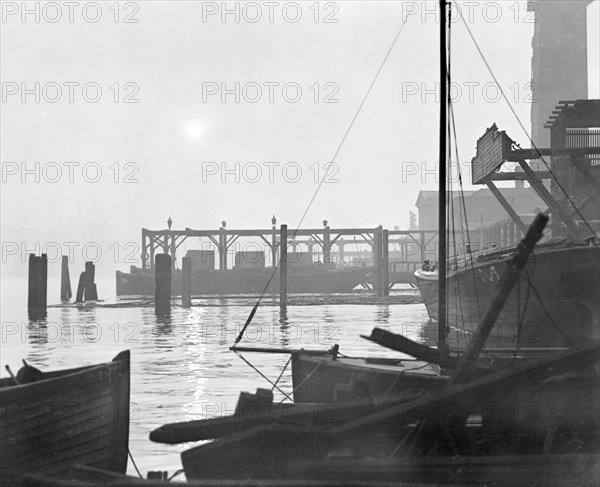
<box><xmin>415</xmin><ymin>117</ymin><xmax>600</xmax><ymax>350</ymax></box>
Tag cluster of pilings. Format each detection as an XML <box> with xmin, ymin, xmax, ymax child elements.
<box><xmin>27</xmin><ymin>255</ymin><xmax>98</xmax><ymax>318</ymax></box>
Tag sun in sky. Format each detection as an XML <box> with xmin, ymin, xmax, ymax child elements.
<box><xmin>187</xmin><ymin>123</ymin><xmax>204</xmax><ymax>140</ymax></box>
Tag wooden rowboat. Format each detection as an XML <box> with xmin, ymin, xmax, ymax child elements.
<box><xmin>0</xmin><ymin>350</ymin><xmax>130</xmax><ymax>477</ymax></box>
<box><xmin>291</xmin><ymin>352</ymin><xmax>446</xmax><ymax>403</ymax></box>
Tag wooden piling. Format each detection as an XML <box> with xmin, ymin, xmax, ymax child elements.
<box><xmin>155</xmin><ymin>253</ymin><xmax>172</xmax><ymax>316</ymax></box>
<box><xmin>27</xmin><ymin>254</ymin><xmax>47</xmax><ymax>318</ymax></box>
<box><xmin>279</xmin><ymin>224</ymin><xmax>288</xmax><ymax>314</ymax></box>
<box><xmin>323</xmin><ymin>225</ymin><xmax>331</xmax><ymax>264</ymax></box>
<box><xmin>182</xmin><ymin>256</ymin><xmax>192</xmax><ymax>307</ymax></box>
<box><xmin>382</xmin><ymin>229</ymin><xmax>389</xmax><ymax>297</ymax></box>
<box><xmin>219</xmin><ymin>226</ymin><xmax>227</xmax><ymax>270</ymax></box>
<box><xmin>39</xmin><ymin>254</ymin><xmax>47</xmax><ymax>310</ymax></box>
<box><xmin>271</xmin><ymin>222</ymin><xmax>278</xmax><ymax>268</ymax></box>
<box><xmin>28</xmin><ymin>254</ymin><xmax>37</xmax><ymax>311</ymax></box>
<box><xmin>374</xmin><ymin>228</ymin><xmax>383</xmax><ymax>296</ymax></box>
<box><xmin>83</xmin><ymin>261</ymin><xmax>98</xmax><ymax>301</ymax></box>
<box><xmin>75</xmin><ymin>272</ymin><xmax>86</xmax><ymax>302</ymax></box>
<box><xmin>60</xmin><ymin>256</ymin><xmax>72</xmax><ymax>301</ymax></box>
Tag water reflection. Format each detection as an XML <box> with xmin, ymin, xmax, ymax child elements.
<box><xmin>376</xmin><ymin>304</ymin><xmax>391</xmax><ymax>323</ymax></box>
<box><xmin>2</xmin><ymin>281</ymin><xmax>432</xmax><ymax>476</ymax></box>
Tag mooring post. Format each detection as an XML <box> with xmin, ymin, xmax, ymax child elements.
<box><xmin>84</xmin><ymin>261</ymin><xmax>98</xmax><ymax>301</ymax></box>
<box><xmin>382</xmin><ymin>229</ymin><xmax>389</xmax><ymax>296</ymax></box>
<box><xmin>374</xmin><ymin>227</ymin><xmax>383</xmax><ymax>296</ymax></box>
<box><xmin>60</xmin><ymin>255</ymin><xmax>72</xmax><ymax>301</ymax></box>
<box><xmin>182</xmin><ymin>256</ymin><xmax>192</xmax><ymax>308</ymax></box>
<box><xmin>155</xmin><ymin>253</ymin><xmax>172</xmax><ymax>316</ymax></box>
<box><xmin>75</xmin><ymin>272</ymin><xmax>85</xmax><ymax>302</ymax></box>
<box><xmin>28</xmin><ymin>255</ymin><xmax>47</xmax><ymax>319</ymax></box>
<box><xmin>39</xmin><ymin>254</ymin><xmax>48</xmax><ymax>310</ymax></box>
<box><xmin>279</xmin><ymin>224</ymin><xmax>288</xmax><ymax>314</ymax></box>
<box><xmin>27</xmin><ymin>254</ymin><xmax>46</xmax><ymax>318</ymax></box>
<box><xmin>28</xmin><ymin>254</ymin><xmax>37</xmax><ymax>312</ymax></box>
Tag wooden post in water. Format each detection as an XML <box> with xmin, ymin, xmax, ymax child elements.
<box><xmin>27</xmin><ymin>254</ymin><xmax>46</xmax><ymax>318</ymax></box>
<box><xmin>83</xmin><ymin>261</ymin><xmax>98</xmax><ymax>301</ymax></box>
<box><xmin>279</xmin><ymin>224</ymin><xmax>288</xmax><ymax>314</ymax></box>
<box><xmin>182</xmin><ymin>256</ymin><xmax>192</xmax><ymax>307</ymax></box>
<box><xmin>75</xmin><ymin>272</ymin><xmax>86</xmax><ymax>302</ymax></box>
<box><xmin>155</xmin><ymin>253</ymin><xmax>172</xmax><ymax>316</ymax></box>
<box><xmin>28</xmin><ymin>254</ymin><xmax>38</xmax><ymax>312</ymax></box>
<box><xmin>382</xmin><ymin>229</ymin><xmax>390</xmax><ymax>296</ymax></box>
<box><xmin>39</xmin><ymin>254</ymin><xmax>47</xmax><ymax>310</ymax></box>
<box><xmin>60</xmin><ymin>256</ymin><xmax>72</xmax><ymax>301</ymax></box>
<box><xmin>374</xmin><ymin>227</ymin><xmax>383</xmax><ymax>296</ymax></box>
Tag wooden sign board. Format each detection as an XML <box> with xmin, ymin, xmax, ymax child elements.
<box><xmin>471</xmin><ymin>124</ymin><xmax>514</xmax><ymax>184</ymax></box>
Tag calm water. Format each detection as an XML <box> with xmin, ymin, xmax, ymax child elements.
<box><xmin>0</xmin><ymin>275</ymin><xmax>430</xmax><ymax>478</ymax></box>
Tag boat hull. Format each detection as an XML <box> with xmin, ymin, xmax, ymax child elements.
<box><xmin>116</xmin><ymin>267</ymin><xmax>369</xmax><ymax>296</ymax></box>
<box><xmin>291</xmin><ymin>353</ymin><xmax>445</xmax><ymax>403</ymax></box>
<box><xmin>0</xmin><ymin>351</ymin><xmax>130</xmax><ymax>476</ymax></box>
<box><xmin>415</xmin><ymin>245</ymin><xmax>600</xmax><ymax>348</ymax></box>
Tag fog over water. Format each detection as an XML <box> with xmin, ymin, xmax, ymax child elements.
<box><xmin>2</xmin><ymin>1</ymin><xmax>598</xmax><ymax>278</ymax></box>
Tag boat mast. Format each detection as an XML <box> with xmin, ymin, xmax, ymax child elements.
<box><xmin>437</xmin><ymin>0</ymin><xmax>448</xmax><ymax>351</ymax></box>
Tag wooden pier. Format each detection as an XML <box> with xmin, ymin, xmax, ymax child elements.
<box><xmin>135</xmin><ymin>220</ymin><xmax>483</xmax><ymax>296</ymax></box>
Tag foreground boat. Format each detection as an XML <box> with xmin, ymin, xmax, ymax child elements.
<box><xmin>291</xmin><ymin>351</ymin><xmax>445</xmax><ymax>403</ymax></box>
<box><xmin>116</xmin><ymin>265</ymin><xmax>369</xmax><ymax>296</ymax></box>
<box><xmin>0</xmin><ymin>351</ymin><xmax>130</xmax><ymax>477</ymax></box>
<box><xmin>415</xmin><ymin>240</ymin><xmax>600</xmax><ymax>348</ymax></box>
<box><xmin>180</xmin><ymin>340</ymin><xmax>600</xmax><ymax>483</ymax></box>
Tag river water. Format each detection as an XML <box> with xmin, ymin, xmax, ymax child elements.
<box><xmin>0</xmin><ymin>275</ymin><xmax>430</xmax><ymax>478</ymax></box>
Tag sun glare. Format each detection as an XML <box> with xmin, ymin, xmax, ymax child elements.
<box><xmin>187</xmin><ymin>124</ymin><xmax>203</xmax><ymax>140</ymax></box>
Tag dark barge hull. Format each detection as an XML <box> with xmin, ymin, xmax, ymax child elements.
<box><xmin>0</xmin><ymin>351</ymin><xmax>130</xmax><ymax>477</ymax></box>
<box><xmin>414</xmin><ymin>244</ymin><xmax>600</xmax><ymax>348</ymax></box>
<box><xmin>116</xmin><ymin>267</ymin><xmax>369</xmax><ymax>296</ymax></box>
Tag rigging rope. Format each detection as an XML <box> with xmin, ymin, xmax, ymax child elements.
<box><xmin>234</xmin><ymin>17</ymin><xmax>411</xmax><ymax>346</ymax></box>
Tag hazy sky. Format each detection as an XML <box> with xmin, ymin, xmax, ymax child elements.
<box><xmin>1</xmin><ymin>0</ymin><xmax>599</xmax><ymax>276</ymax></box>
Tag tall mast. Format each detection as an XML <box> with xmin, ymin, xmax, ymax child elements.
<box><xmin>437</xmin><ymin>0</ymin><xmax>447</xmax><ymax>350</ymax></box>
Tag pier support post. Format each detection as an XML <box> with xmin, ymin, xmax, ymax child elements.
<box><xmin>420</xmin><ymin>231</ymin><xmax>426</xmax><ymax>263</ymax></box>
<box><xmin>155</xmin><ymin>253</ymin><xmax>172</xmax><ymax>316</ymax></box>
<box><xmin>182</xmin><ymin>256</ymin><xmax>192</xmax><ymax>307</ymax></box>
<box><xmin>170</xmin><ymin>233</ymin><xmax>177</xmax><ymax>269</ymax></box>
<box><xmin>374</xmin><ymin>227</ymin><xmax>383</xmax><ymax>296</ymax></box>
<box><xmin>60</xmin><ymin>255</ymin><xmax>72</xmax><ymax>301</ymax></box>
<box><xmin>323</xmin><ymin>225</ymin><xmax>331</xmax><ymax>264</ymax></box>
<box><xmin>279</xmin><ymin>224</ymin><xmax>287</xmax><ymax>314</ymax></box>
<box><xmin>271</xmin><ymin>221</ymin><xmax>278</xmax><ymax>268</ymax></box>
<box><xmin>382</xmin><ymin>229</ymin><xmax>389</xmax><ymax>296</ymax></box>
<box><xmin>219</xmin><ymin>225</ymin><xmax>227</xmax><ymax>270</ymax></box>
<box><xmin>83</xmin><ymin>261</ymin><xmax>98</xmax><ymax>301</ymax></box>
